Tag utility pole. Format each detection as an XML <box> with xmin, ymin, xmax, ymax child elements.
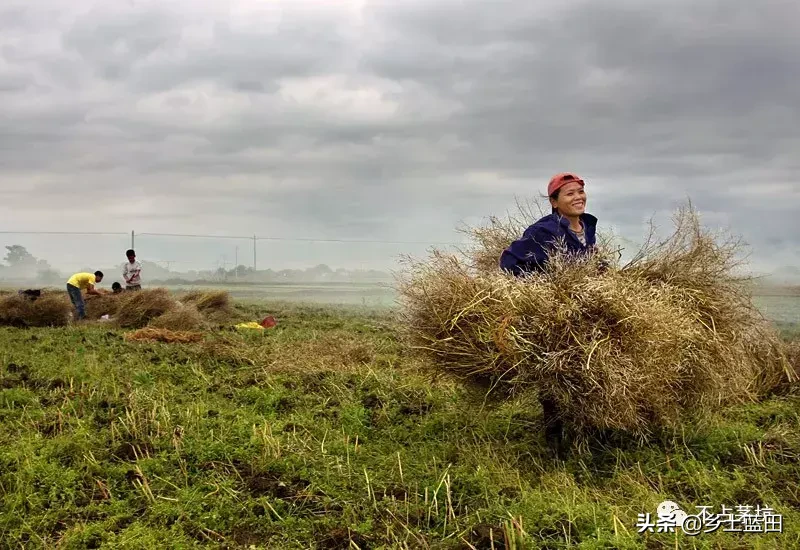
<box><xmin>253</xmin><ymin>234</ymin><xmax>257</xmax><ymax>272</ymax></box>
<box><xmin>131</xmin><ymin>230</ymin><xmax>135</xmax><ymax>249</ymax></box>
<box><xmin>235</xmin><ymin>246</ymin><xmax>239</xmax><ymax>280</ymax></box>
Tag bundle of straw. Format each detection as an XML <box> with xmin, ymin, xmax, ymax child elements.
<box><xmin>397</xmin><ymin>202</ymin><xmax>795</xmax><ymax>438</ymax></box>
<box><xmin>114</xmin><ymin>289</ymin><xmax>177</xmax><ymax>328</ymax></box>
<box><xmin>149</xmin><ymin>303</ymin><xmax>207</xmax><ymax>331</ymax></box>
<box><xmin>84</xmin><ymin>294</ymin><xmax>123</xmax><ymax>320</ymax></box>
<box><xmin>180</xmin><ymin>290</ymin><xmax>230</xmax><ymax>312</ymax></box>
<box><xmin>774</xmin><ymin>340</ymin><xmax>800</xmax><ymax>395</ymax></box>
<box><xmin>0</xmin><ymin>293</ymin><xmax>72</xmax><ymax>327</ymax></box>
<box><xmin>0</xmin><ymin>286</ymin><xmax>240</xmax><ymax>332</ymax></box>
<box><xmin>178</xmin><ymin>290</ymin><xmax>236</xmax><ymax>324</ymax></box>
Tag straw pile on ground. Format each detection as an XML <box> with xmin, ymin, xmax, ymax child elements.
<box><xmin>113</xmin><ymin>289</ymin><xmax>238</xmax><ymax>329</ymax></box>
<box><xmin>149</xmin><ymin>303</ymin><xmax>207</xmax><ymax>331</ymax></box>
<box><xmin>124</xmin><ymin>327</ymin><xmax>205</xmax><ymax>344</ymax></box>
<box><xmin>0</xmin><ymin>287</ymin><xmax>238</xmax><ymax>331</ymax></box>
<box><xmin>0</xmin><ymin>293</ymin><xmax>72</xmax><ymax>327</ymax></box>
<box><xmin>397</xmin><ymin>202</ymin><xmax>797</xmax><ymax>440</ymax></box>
<box><xmin>178</xmin><ymin>290</ymin><xmax>235</xmax><ymax>324</ymax></box>
<box><xmin>113</xmin><ymin>289</ymin><xmax>177</xmax><ymax>328</ymax></box>
<box><xmin>84</xmin><ymin>294</ymin><xmax>122</xmax><ymax>319</ymax></box>
<box><xmin>181</xmin><ymin>290</ymin><xmax>229</xmax><ymax>311</ymax></box>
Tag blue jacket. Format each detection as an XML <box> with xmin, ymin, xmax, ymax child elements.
<box><xmin>499</xmin><ymin>212</ymin><xmax>598</xmax><ymax>276</ymax></box>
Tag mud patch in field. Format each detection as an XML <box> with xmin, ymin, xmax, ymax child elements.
<box><xmin>244</xmin><ymin>471</ymin><xmax>310</xmax><ymax>499</ymax></box>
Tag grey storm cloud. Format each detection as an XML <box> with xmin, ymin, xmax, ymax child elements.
<box><xmin>0</xmin><ymin>0</ymin><xmax>798</xmax><ymax>272</ymax></box>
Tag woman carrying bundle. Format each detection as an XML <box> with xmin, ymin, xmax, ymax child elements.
<box><xmin>499</xmin><ymin>172</ymin><xmax>599</xmax><ymax>453</ymax></box>
<box><xmin>499</xmin><ymin>173</ymin><xmax>597</xmax><ymax>274</ymax></box>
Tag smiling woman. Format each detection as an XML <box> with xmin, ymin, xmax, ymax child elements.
<box><xmin>498</xmin><ymin>173</ymin><xmax>598</xmax><ymax>277</ymax></box>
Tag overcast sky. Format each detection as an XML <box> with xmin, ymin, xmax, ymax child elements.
<box><xmin>1</xmin><ymin>0</ymin><xmax>798</xmax><ymax>274</ymax></box>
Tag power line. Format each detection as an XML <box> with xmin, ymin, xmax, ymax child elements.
<box><xmin>259</xmin><ymin>237</ymin><xmax>462</xmax><ymax>245</ymax></box>
<box><xmin>136</xmin><ymin>232</ymin><xmax>464</xmax><ymax>245</ymax></box>
<box><xmin>138</xmin><ymin>232</ymin><xmax>462</xmax><ymax>245</ymax></box>
<box><xmin>0</xmin><ymin>231</ymin><xmax>127</xmax><ymax>236</ymax></box>
<box><xmin>137</xmin><ymin>232</ymin><xmax>249</xmax><ymax>240</ymax></box>
<box><xmin>1</xmin><ymin>229</ymin><xmax>465</xmax><ymax>246</ymax></box>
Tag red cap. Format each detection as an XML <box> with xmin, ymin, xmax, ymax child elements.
<box><xmin>547</xmin><ymin>173</ymin><xmax>584</xmax><ymax>196</ymax></box>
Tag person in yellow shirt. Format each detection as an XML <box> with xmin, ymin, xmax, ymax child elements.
<box><xmin>66</xmin><ymin>271</ymin><xmax>104</xmax><ymax>320</ymax></box>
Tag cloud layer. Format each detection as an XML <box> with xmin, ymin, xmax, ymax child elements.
<box><xmin>1</xmin><ymin>0</ymin><xmax>798</xmax><ymax>272</ymax></box>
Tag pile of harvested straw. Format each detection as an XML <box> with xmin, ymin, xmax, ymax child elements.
<box><xmin>0</xmin><ymin>286</ymin><xmax>239</xmax><ymax>331</ymax></box>
<box><xmin>149</xmin><ymin>303</ymin><xmax>207</xmax><ymax>331</ymax></box>
<box><xmin>124</xmin><ymin>327</ymin><xmax>204</xmax><ymax>344</ymax></box>
<box><xmin>0</xmin><ymin>293</ymin><xmax>72</xmax><ymax>327</ymax></box>
<box><xmin>179</xmin><ymin>290</ymin><xmax>237</xmax><ymax>324</ymax></box>
<box><xmin>84</xmin><ymin>294</ymin><xmax>123</xmax><ymax>320</ymax></box>
<box><xmin>397</xmin><ymin>203</ymin><xmax>796</xmax><ymax>439</ymax></box>
<box><xmin>114</xmin><ymin>289</ymin><xmax>237</xmax><ymax>329</ymax></box>
<box><xmin>180</xmin><ymin>290</ymin><xmax>230</xmax><ymax>311</ymax></box>
<box><xmin>114</xmin><ymin>289</ymin><xmax>177</xmax><ymax>328</ymax></box>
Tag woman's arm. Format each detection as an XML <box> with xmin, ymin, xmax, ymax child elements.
<box><xmin>499</xmin><ymin>227</ymin><xmax>554</xmax><ymax>275</ymax></box>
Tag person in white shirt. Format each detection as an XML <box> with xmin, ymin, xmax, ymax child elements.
<box><xmin>123</xmin><ymin>249</ymin><xmax>142</xmax><ymax>290</ymax></box>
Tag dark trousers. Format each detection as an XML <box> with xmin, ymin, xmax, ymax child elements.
<box><xmin>540</xmin><ymin>396</ymin><xmax>565</xmax><ymax>450</ymax></box>
<box><xmin>66</xmin><ymin>284</ymin><xmax>84</xmax><ymax>320</ymax></box>
<box><xmin>126</xmin><ymin>284</ymin><xmax>141</xmax><ymax>291</ymax></box>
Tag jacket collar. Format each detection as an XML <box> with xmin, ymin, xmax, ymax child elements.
<box><xmin>553</xmin><ymin>212</ymin><xmax>597</xmax><ymax>230</ymax></box>
<box><xmin>551</xmin><ymin>212</ymin><xmax>596</xmax><ymax>248</ymax></box>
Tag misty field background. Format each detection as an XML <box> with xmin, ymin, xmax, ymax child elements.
<box><xmin>156</xmin><ymin>281</ymin><xmax>800</xmax><ymax>319</ymax></box>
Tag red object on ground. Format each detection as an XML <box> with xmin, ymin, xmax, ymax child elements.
<box><xmin>260</xmin><ymin>316</ymin><xmax>277</xmax><ymax>328</ymax></box>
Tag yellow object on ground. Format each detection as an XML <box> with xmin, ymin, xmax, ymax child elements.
<box><xmin>236</xmin><ymin>321</ymin><xmax>265</xmax><ymax>330</ymax></box>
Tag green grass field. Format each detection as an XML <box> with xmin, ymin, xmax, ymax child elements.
<box><xmin>1</xmin><ymin>302</ymin><xmax>798</xmax><ymax>549</ymax></box>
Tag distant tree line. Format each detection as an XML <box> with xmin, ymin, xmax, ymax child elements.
<box><xmin>0</xmin><ymin>245</ymin><xmax>61</xmax><ymax>284</ymax></box>
<box><xmin>0</xmin><ymin>246</ymin><xmax>392</xmax><ymax>285</ymax></box>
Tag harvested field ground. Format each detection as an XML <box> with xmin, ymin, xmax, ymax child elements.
<box><xmin>0</xmin><ymin>301</ymin><xmax>798</xmax><ymax>548</ymax></box>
